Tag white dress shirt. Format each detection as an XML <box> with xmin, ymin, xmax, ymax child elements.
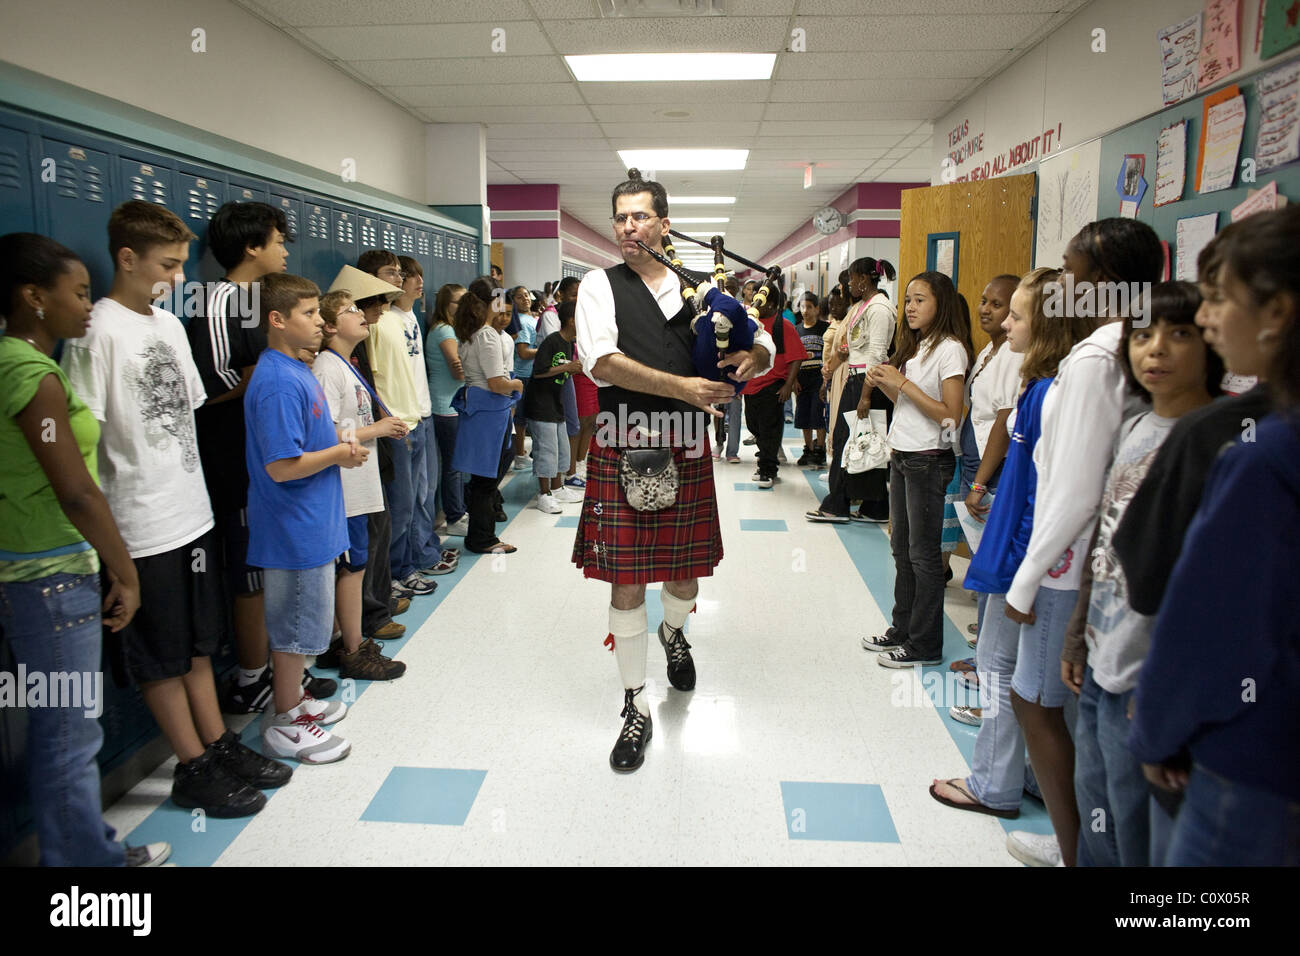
<box><xmin>575</xmin><ymin>265</ymin><xmax>775</xmax><ymax>386</ymax></box>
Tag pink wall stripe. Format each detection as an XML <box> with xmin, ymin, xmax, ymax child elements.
<box><xmin>560</xmin><ymin>211</ymin><xmax>621</xmax><ymax>258</ymax></box>
<box><xmin>855</xmin><ymin>219</ymin><xmax>901</xmax><ymax>239</ymax></box>
<box><xmin>492</xmin><ymin>220</ymin><xmax>559</xmax><ymax>239</ymax></box>
<box><xmin>487</xmin><ymin>184</ymin><xmax>560</xmax><ymax>211</ymax></box>
<box><xmin>562</xmin><ymin>238</ymin><xmax>619</xmax><ymax>266</ymax></box>
<box><xmin>759</xmin><ymin>181</ymin><xmax>926</xmax><ymax>262</ymax></box>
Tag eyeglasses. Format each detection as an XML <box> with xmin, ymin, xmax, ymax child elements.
<box><xmin>338</xmin><ymin>306</ymin><xmax>362</xmax><ymax>317</ymax></box>
<box><xmin>378</xmin><ymin>269</ymin><xmax>406</xmax><ymax>281</ymax></box>
<box><xmin>611</xmin><ymin>213</ymin><xmax>658</xmax><ymax>226</ymax></box>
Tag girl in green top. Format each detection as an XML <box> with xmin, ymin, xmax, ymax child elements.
<box><xmin>0</xmin><ymin>233</ymin><xmax>165</xmax><ymax>866</ymax></box>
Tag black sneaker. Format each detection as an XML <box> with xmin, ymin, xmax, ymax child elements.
<box><xmin>314</xmin><ymin>637</ymin><xmax>344</xmax><ymax>670</ymax></box>
<box><xmin>609</xmin><ymin>686</ymin><xmax>653</xmax><ymax>773</ymax></box>
<box><xmin>302</xmin><ymin>669</ymin><xmax>338</xmax><ymax>698</ymax></box>
<box><xmin>796</xmin><ymin>446</ymin><xmax>811</xmax><ymax>466</ymax></box>
<box><xmin>861</xmin><ymin>630</ymin><xmax>907</xmax><ymax>652</ymax></box>
<box><xmin>493</xmin><ymin>506</ymin><xmax>508</xmax><ymax>522</ymax></box>
<box><xmin>218</xmin><ymin>670</ymin><xmax>272</xmax><ymax>715</ymax></box>
<box><xmin>657</xmin><ymin>621</ymin><xmax>696</xmax><ymax>691</ymax></box>
<box><xmin>171</xmin><ymin>750</ymin><xmax>267</xmax><ymax>818</ymax></box>
<box><xmin>812</xmin><ymin>445</ymin><xmax>827</xmax><ymax>467</ymax></box>
<box><xmin>877</xmin><ymin>647</ymin><xmax>943</xmax><ymax>668</ymax></box>
<box><xmin>208</xmin><ymin>729</ymin><xmax>292</xmax><ymax>788</ymax></box>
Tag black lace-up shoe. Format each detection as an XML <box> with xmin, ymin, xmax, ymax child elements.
<box><xmin>303</xmin><ymin>669</ymin><xmax>338</xmax><ymax>698</ymax></box>
<box><xmin>657</xmin><ymin>621</ymin><xmax>696</xmax><ymax>691</ymax></box>
<box><xmin>609</xmin><ymin>687</ymin><xmax>653</xmax><ymax>773</ymax></box>
<box><xmin>171</xmin><ymin>749</ymin><xmax>267</xmax><ymax>817</ymax></box>
<box><xmin>208</xmin><ymin>730</ymin><xmax>292</xmax><ymax>788</ymax></box>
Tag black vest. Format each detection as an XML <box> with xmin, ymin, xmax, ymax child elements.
<box><xmin>599</xmin><ymin>263</ymin><xmax>707</xmax><ymax>439</ymax></box>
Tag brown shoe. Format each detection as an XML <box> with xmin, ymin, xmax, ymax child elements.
<box><xmin>371</xmin><ymin>621</ymin><xmax>406</xmax><ymax>640</ymax></box>
<box><xmin>392</xmin><ymin>597</ymin><xmax>411</xmax><ymax>616</ymax></box>
<box><xmin>339</xmin><ymin>638</ymin><xmax>406</xmax><ymax>681</ymax></box>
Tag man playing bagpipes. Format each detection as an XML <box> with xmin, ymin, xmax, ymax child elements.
<box><xmin>572</xmin><ymin>169</ymin><xmax>775</xmax><ymax>773</ymax></box>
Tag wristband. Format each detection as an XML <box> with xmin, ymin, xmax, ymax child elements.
<box><xmin>970</xmin><ymin>482</ymin><xmax>987</xmax><ymax>495</ymax></box>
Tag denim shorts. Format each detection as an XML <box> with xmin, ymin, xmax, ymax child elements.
<box><xmin>528</xmin><ymin>418</ymin><xmax>571</xmax><ymax>477</ymax></box>
<box><xmin>263</xmin><ymin>562</ymin><xmax>335</xmax><ymax>655</ymax></box>
<box><xmin>1009</xmin><ymin>584</ymin><xmax>1078</xmax><ymax>708</ymax></box>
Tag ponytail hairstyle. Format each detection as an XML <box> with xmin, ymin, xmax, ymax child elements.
<box><xmin>1067</xmin><ymin>218</ymin><xmax>1163</xmax><ymax>285</ymax></box>
<box><xmin>610</xmin><ymin>168</ymin><xmax>669</xmax><ymax>219</ymax></box>
<box><xmin>849</xmin><ymin>256</ymin><xmax>897</xmax><ymax>295</ymax></box>
<box><xmin>892</xmin><ymin>271</ymin><xmax>971</xmax><ymax>371</ymax></box>
<box><xmin>453</xmin><ymin>276</ymin><xmax>495</xmax><ymax>343</ymax></box>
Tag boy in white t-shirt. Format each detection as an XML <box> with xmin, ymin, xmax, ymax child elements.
<box><xmin>61</xmin><ymin>201</ymin><xmax>288</xmax><ymax>819</ymax></box>
<box><xmin>312</xmin><ymin>291</ymin><xmax>408</xmax><ymax>681</ymax></box>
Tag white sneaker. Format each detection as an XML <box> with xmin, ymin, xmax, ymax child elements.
<box><xmin>513</xmin><ymin>455</ymin><xmax>532</xmax><ymax>471</ymax></box>
<box><xmin>445</xmin><ymin>515</ymin><xmax>469</xmax><ymax>537</ymax></box>
<box><xmin>536</xmin><ymin>493</ymin><xmax>563</xmax><ymax>514</ymax></box>
<box><xmin>268</xmin><ymin>692</ymin><xmax>346</xmax><ymax>726</ymax></box>
<box><xmin>778</xmin><ymin>447</ymin><xmax>789</xmax><ymax>463</ymax></box>
<box><xmin>575</xmin><ymin>460</ymin><xmax>587</xmax><ymax>478</ymax></box>
<box><xmin>552</xmin><ymin>485</ymin><xmax>584</xmax><ymax>503</ymax></box>
<box><xmin>1006</xmin><ymin>830</ymin><xmax>1062</xmax><ymax>867</ymax></box>
<box><xmin>262</xmin><ymin>711</ymin><xmax>351</xmax><ymax>764</ymax></box>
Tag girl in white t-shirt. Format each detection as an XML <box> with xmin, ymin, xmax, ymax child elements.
<box><xmin>861</xmin><ymin>272</ymin><xmax>971</xmax><ymax>667</ymax></box>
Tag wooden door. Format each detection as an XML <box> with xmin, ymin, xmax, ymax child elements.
<box><xmin>898</xmin><ymin>173</ymin><xmax>1036</xmax><ymax>354</ymax></box>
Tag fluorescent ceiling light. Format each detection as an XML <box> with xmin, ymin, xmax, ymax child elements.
<box><xmin>619</xmin><ymin>149</ymin><xmax>748</xmax><ymax>171</ymax></box>
<box><xmin>667</xmin><ymin>195</ymin><xmax>736</xmax><ymax>205</ymax></box>
<box><xmin>565</xmin><ymin>52</ymin><xmax>775</xmax><ymax>82</ymax></box>
<box><xmin>671</xmin><ymin>217</ymin><xmax>730</xmax><ymax>223</ymax></box>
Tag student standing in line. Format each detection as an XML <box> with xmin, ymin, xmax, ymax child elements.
<box><xmin>1129</xmin><ymin>206</ymin><xmax>1299</xmax><ymax>866</ymax></box>
<box><xmin>311</xmin><ymin>291</ymin><xmax>407</xmax><ymax>681</ymax></box>
<box><xmin>527</xmin><ymin>301</ymin><xmax>584</xmax><ymax>513</ymax></box>
<box><xmin>61</xmin><ymin>201</ymin><xmax>285</xmax><ymax>816</ymax></box>
<box><xmin>0</xmin><ymin>233</ymin><xmax>171</xmax><ymax>866</ymax></box>
<box><xmin>509</xmin><ymin>285</ymin><xmax>537</xmax><ymax>471</ymax></box>
<box><xmin>927</xmin><ymin>269</ymin><xmax>1092</xmax><ymax>827</ymax></box>
<box><xmin>1063</xmin><ymin>281</ymin><xmax>1220</xmax><ymax>867</ymax></box>
<box><xmin>793</xmin><ymin>291</ymin><xmax>830</xmax><ymax>467</ymax></box>
<box><xmin>1001</xmin><ymin>217</ymin><xmax>1164</xmax><ymax>868</ymax></box>
<box><xmin>861</xmin><ymin>271</ymin><xmax>970</xmax><ymax>667</ymax></box>
<box><xmin>742</xmin><ymin>284</ymin><xmax>806</xmax><ymax>489</ymax></box>
<box><xmin>454</xmin><ymin>277</ymin><xmax>522</xmax><ymax>554</ymax></box>
<box><xmin>245</xmin><ymin>274</ymin><xmax>359</xmax><ymax>763</ymax></box>
<box><xmin>426</xmin><ymin>283</ymin><xmax>468</xmax><ymax>538</ymax></box>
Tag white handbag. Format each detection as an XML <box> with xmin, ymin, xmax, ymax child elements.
<box><xmin>842</xmin><ymin>410</ymin><xmax>889</xmax><ymax>474</ymax></box>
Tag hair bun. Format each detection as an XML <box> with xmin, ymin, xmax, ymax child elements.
<box><xmin>626</xmin><ymin>167</ymin><xmax>642</xmax><ymax>181</ymax></box>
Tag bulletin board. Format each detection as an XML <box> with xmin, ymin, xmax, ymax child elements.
<box><xmin>1096</xmin><ymin>54</ymin><xmax>1300</xmax><ymax>278</ymax></box>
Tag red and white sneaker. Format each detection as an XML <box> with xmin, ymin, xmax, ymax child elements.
<box><xmin>262</xmin><ymin>711</ymin><xmax>351</xmax><ymax>764</ymax></box>
<box><xmin>294</xmin><ymin>692</ymin><xmax>347</xmax><ymax>725</ymax></box>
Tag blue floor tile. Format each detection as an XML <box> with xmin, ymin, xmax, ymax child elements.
<box><xmin>780</xmin><ymin>781</ymin><xmax>899</xmax><ymax>843</ymax></box>
<box><xmin>554</xmin><ymin>516</ymin><xmax>579</xmax><ymax>528</ymax></box>
<box><xmin>362</xmin><ymin>767</ymin><xmax>487</xmax><ymax>826</ymax></box>
<box><xmin>733</xmin><ymin>483</ymin><xmax>770</xmax><ymax>491</ymax></box>
<box><xmin>739</xmin><ymin>518</ymin><xmax>788</xmax><ymax>532</ymax></box>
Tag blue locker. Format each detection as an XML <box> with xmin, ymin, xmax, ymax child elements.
<box><xmin>299</xmin><ymin>194</ymin><xmax>334</xmax><ymax>288</ymax></box>
<box><xmin>395</xmin><ymin>221</ymin><xmax>415</xmax><ymax>258</ymax></box>
<box><xmin>227</xmin><ymin>176</ymin><xmax>268</xmax><ymax>205</ymax></box>
<box><xmin>0</xmin><ymin>124</ymin><xmax>36</xmax><ymax>235</ymax></box>
<box><xmin>39</xmin><ymin>134</ymin><xmax>115</xmax><ymax>300</ymax></box>
<box><xmin>380</xmin><ymin>216</ymin><xmax>399</xmax><ymax>253</ymax></box>
<box><xmin>269</xmin><ymin>188</ymin><xmax>306</xmax><ymax>280</ymax></box>
<box><xmin>357</xmin><ymin>212</ymin><xmax>380</xmax><ymax>253</ymax></box>
<box><xmin>332</xmin><ymin>205</ymin><xmax>359</xmax><ymax>273</ymax></box>
<box><xmin>118</xmin><ymin>155</ymin><xmax>173</xmax><ymax>208</ymax></box>
<box><xmin>175</xmin><ymin>164</ymin><xmax>227</xmax><ymax>289</ymax></box>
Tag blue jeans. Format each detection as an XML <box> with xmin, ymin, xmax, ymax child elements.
<box><xmin>1164</xmin><ymin>765</ymin><xmax>1300</xmax><ymax>866</ymax></box>
<box><xmin>1075</xmin><ymin>666</ymin><xmax>1149</xmax><ymax>866</ymax></box>
<box><xmin>967</xmin><ymin>592</ymin><xmax>1025</xmax><ymax>811</ymax></box>
<box><xmin>725</xmin><ymin>394</ymin><xmax>743</xmax><ymax>458</ymax></box>
<box><xmin>387</xmin><ymin>420</ymin><xmax>441</xmax><ymax>578</ymax></box>
<box><xmin>413</xmin><ymin>416</ymin><xmax>443</xmax><ymax>568</ymax></box>
<box><xmin>433</xmin><ymin>413</ymin><xmax>465</xmax><ymax>522</ymax></box>
<box><xmin>0</xmin><ymin>572</ymin><xmax>124</xmax><ymax>866</ymax></box>
<box><xmin>888</xmin><ymin>449</ymin><xmax>956</xmax><ymax>661</ymax></box>
<box><xmin>1010</xmin><ymin>585</ymin><xmax>1077</xmax><ymax>708</ymax></box>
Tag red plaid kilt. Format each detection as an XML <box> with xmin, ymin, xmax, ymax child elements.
<box><xmin>571</xmin><ymin>437</ymin><xmax>723</xmax><ymax>584</ymax></box>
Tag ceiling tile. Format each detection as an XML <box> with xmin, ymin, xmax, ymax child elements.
<box><xmin>349</xmin><ymin>57</ymin><xmax>573</xmax><ymax>86</ymax></box>
<box><xmin>599</xmin><ymin>120</ymin><xmax>761</xmax><ymax>141</ymax></box>
<box><xmin>774</xmin><ymin>49</ymin><xmax>1009</xmax><ymax>79</ymax></box>
<box><xmin>796</xmin><ymin>14</ymin><xmax>1054</xmax><ymax>52</ymax></box>
<box><xmin>243</xmin><ymin>0</ymin><xmax>535</xmax><ymax>26</ymax></box>
<box><xmin>771</xmin><ymin>77</ymin><xmax>973</xmax><ymax>102</ymax></box>
<box><xmin>418</xmin><ymin>105</ymin><xmax>596</xmax><ymax>123</ymax></box>
<box><xmin>579</xmin><ymin>80</ymin><xmax>771</xmax><ymax>104</ymax></box>
<box><xmin>590</xmin><ymin>101</ymin><xmax>766</xmax><ymax>122</ymax></box>
<box><xmin>544</xmin><ymin>17</ymin><xmax>789</xmax><ymax>55</ymax></box>
<box><xmin>763</xmin><ymin>101</ymin><xmax>948</xmax><ymax>121</ymax></box>
<box><xmin>390</xmin><ymin>83</ymin><xmax>583</xmax><ymax>108</ymax></box>
<box><xmin>298</xmin><ymin>22</ymin><xmax>551</xmax><ymax>60</ymax></box>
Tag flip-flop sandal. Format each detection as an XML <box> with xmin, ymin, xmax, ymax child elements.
<box><xmin>488</xmin><ymin>543</ymin><xmax>517</xmax><ymax>554</ymax></box>
<box><xmin>949</xmin><ymin>658</ymin><xmax>976</xmax><ymax>673</ymax></box>
<box><xmin>929</xmin><ymin>778</ymin><xmax>1019</xmax><ymax>818</ymax></box>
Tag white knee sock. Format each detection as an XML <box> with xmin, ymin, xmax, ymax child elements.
<box><xmin>609</xmin><ymin>604</ymin><xmax>649</xmax><ymax>715</ymax></box>
<box><xmin>660</xmin><ymin>589</ymin><xmax>696</xmax><ymax>632</ymax></box>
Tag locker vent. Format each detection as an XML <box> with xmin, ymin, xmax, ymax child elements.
<box><xmin>0</xmin><ymin>145</ymin><xmax>20</xmax><ymax>190</ymax></box>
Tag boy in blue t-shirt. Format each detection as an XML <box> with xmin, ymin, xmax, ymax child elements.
<box><xmin>245</xmin><ymin>274</ymin><xmax>366</xmax><ymax>764</ymax></box>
